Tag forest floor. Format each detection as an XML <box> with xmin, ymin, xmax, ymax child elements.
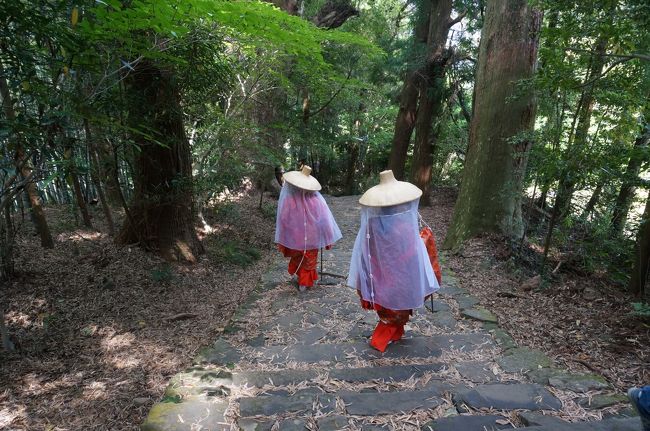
<box><xmin>1</xmin><ymin>187</ymin><xmax>648</xmax><ymax>430</ymax></box>
<box><xmin>419</xmin><ymin>188</ymin><xmax>649</xmax><ymax>393</ymax></box>
<box><xmin>0</xmin><ymin>190</ymin><xmax>278</xmax><ymax>430</ymax></box>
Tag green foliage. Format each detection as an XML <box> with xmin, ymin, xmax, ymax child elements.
<box><xmin>160</xmin><ymin>395</ymin><xmax>182</xmax><ymax>404</ymax></box>
<box><xmin>208</xmin><ymin>238</ymin><xmax>261</xmax><ymax>267</ymax></box>
<box><xmin>260</xmin><ymin>202</ymin><xmax>277</xmax><ymax>221</ymax></box>
<box><xmin>150</xmin><ymin>264</ymin><xmax>174</xmax><ymax>284</ymax></box>
<box><xmin>213</xmin><ymin>202</ymin><xmax>241</xmax><ymax>225</ymax></box>
<box><xmin>631</xmin><ymin>302</ymin><xmax>650</xmax><ymax>318</ymax></box>
<box><xmin>42</xmin><ymin>313</ymin><xmax>61</xmax><ymax>333</ymax></box>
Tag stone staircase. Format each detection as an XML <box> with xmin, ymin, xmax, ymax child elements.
<box><xmin>142</xmin><ymin>196</ymin><xmax>640</xmax><ymax>431</ymax></box>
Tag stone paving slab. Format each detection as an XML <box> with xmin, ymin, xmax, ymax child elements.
<box><xmin>141</xmin><ymin>398</ymin><xmax>228</xmax><ymax>431</ymax></box>
<box><xmin>519</xmin><ymin>411</ymin><xmax>572</xmax><ymax>427</ymax></box>
<box><xmin>232</xmin><ymin>369</ymin><xmax>319</xmax><ymax>387</ymax></box>
<box><xmin>239</xmin><ymin>417</ymin><xmax>307</xmax><ymax>431</ymax></box>
<box><xmin>340</xmin><ymin>390</ymin><xmax>443</xmax><ymax>415</ymax></box>
<box><xmin>578</xmin><ymin>393</ymin><xmax>628</xmax><ymax>409</ymax></box>
<box><xmin>461</xmin><ymin>306</ymin><xmax>498</xmax><ymax>323</ymax></box>
<box><xmin>455</xmin><ymin>361</ymin><xmax>498</xmax><ymax>383</ymax></box>
<box><xmin>318</xmin><ymin>415</ymin><xmax>349</xmax><ymax>430</ymax></box>
<box><xmin>239</xmin><ymin>393</ymin><xmax>314</xmax><ymax>416</ymax></box>
<box><xmin>329</xmin><ymin>363</ymin><xmax>444</xmax><ymax>382</ymax></box>
<box><xmin>497</xmin><ymin>347</ymin><xmax>553</xmax><ymax>373</ymax></box>
<box><xmin>456</xmin><ymin>295</ymin><xmax>480</xmax><ymax>310</ymax></box>
<box><xmin>422</xmin><ymin>414</ymin><xmax>514</xmax><ymax>430</ymax></box>
<box><xmin>251</xmin><ymin>333</ymin><xmax>492</xmax><ymax>364</ymax></box>
<box><xmin>522</xmin><ymin>417</ymin><xmax>641</xmax><ymax>430</ymax></box>
<box><xmin>453</xmin><ymin>383</ymin><xmax>562</xmax><ymax>411</ymax></box>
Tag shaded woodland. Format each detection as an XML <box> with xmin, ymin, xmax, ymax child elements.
<box><xmin>0</xmin><ymin>0</ymin><xmax>649</xmax><ymax>429</ymax></box>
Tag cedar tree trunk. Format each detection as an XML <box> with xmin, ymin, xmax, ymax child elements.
<box><xmin>444</xmin><ymin>0</ymin><xmax>542</xmax><ymax>249</ymax></box>
<box><xmin>116</xmin><ymin>61</ymin><xmax>204</xmax><ymax>262</ymax></box>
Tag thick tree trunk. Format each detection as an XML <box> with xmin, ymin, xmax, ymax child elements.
<box><xmin>611</xmin><ymin>122</ymin><xmax>650</xmax><ymax>236</ymax></box>
<box><xmin>387</xmin><ymin>1</ymin><xmax>433</xmax><ymax>180</ymax></box>
<box><xmin>0</xmin><ymin>70</ymin><xmax>54</xmax><ymax>248</ymax></box>
<box><xmin>629</xmin><ymin>191</ymin><xmax>650</xmax><ymax>298</ymax></box>
<box><xmin>312</xmin><ymin>0</ymin><xmax>359</xmax><ymax>29</ymax></box>
<box><xmin>387</xmin><ymin>71</ymin><xmax>420</xmax><ymax>180</ymax></box>
<box><xmin>116</xmin><ymin>61</ymin><xmax>204</xmax><ymax>262</ymax></box>
<box><xmin>84</xmin><ymin>120</ymin><xmax>115</xmax><ymax>236</ymax></box>
<box><xmin>444</xmin><ymin>0</ymin><xmax>542</xmax><ymax>249</ymax></box>
<box><xmin>410</xmin><ymin>0</ymin><xmax>455</xmax><ymax>206</ymax></box>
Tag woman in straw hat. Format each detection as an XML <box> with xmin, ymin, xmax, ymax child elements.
<box><xmin>275</xmin><ymin>165</ymin><xmax>342</xmax><ymax>292</ymax></box>
<box><xmin>348</xmin><ymin>170</ymin><xmax>441</xmax><ymax>352</ymax></box>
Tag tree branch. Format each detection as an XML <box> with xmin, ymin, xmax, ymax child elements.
<box><xmin>306</xmin><ymin>67</ymin><xmax>354</xmax><ymax>120</ymax></box>
<box><xmin>447</xmin><ymin>10</ymin><xmax>467</xmax><ymax>28</ymax></box>
<box><xmin>566</xmin><ymin>47</ymin><xmax>650</xmax><ymax>62</ymax></box>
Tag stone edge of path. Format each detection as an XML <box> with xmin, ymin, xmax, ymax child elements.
<box><xmin>141</xmin><ymin>257</ymin><xmax>289</xmax><ymax>431</ymax></box>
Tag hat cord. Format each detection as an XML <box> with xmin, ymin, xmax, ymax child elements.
<box><xmin>293</xmin><ymin>194</ymin><xmax>308</xmax><ymax>282</ymax></box>
<box><xmin>366</xmin><ymin>219</ymin><xmax>375</xmax><ymax>306</ymax></box>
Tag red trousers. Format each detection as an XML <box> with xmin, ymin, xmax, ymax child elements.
<box><xmin>278</xmin><ymin>245</ymin><xmax>319</xmax><ymax>287</ymax></box>
<box><xmin>359</xmin><ymin>294</ymin><xmax>412</xmax><ymax>352</ymax></box>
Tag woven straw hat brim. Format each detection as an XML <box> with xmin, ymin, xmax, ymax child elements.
<box><xmin>359</xmin><ymin>181</ymin><xmax>422</xmax><ymax>207</ymax></box>
<box><xmin>283</xmin><ymin>171</ymin><xmax>322</xmax><ymax>191</ymax></box>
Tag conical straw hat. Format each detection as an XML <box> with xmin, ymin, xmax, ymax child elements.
<box><xmin>283</xmin><ymin>165</ymin><xmax>322</xmax><ymax>191</ymax></box>
<box><xmin>359</xmin><ymin>170</ymin><xmax>422</xmax><ymax>207</ymax></box>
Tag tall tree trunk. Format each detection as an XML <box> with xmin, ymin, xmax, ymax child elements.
<box><xmin>84</xmin><ymin>120</ymin><xmax>115</xmax><ymax>236</ymax></box>
<box><xmin>629</xmin><ymin>190</ymin><xmax>650</xmax><ymax>298</ymax></box>
<box><xmin>0</xmin><ymin>205</ymin><xmax>15</xmax><ymax>351</ymax></box>
<box><xmin>344</xmin><ymin>101</ymin><xmax>365</xmax><ymax>194</ymax></box>
<box><xmin>541</xmin><ymin>37</ymin><xmax>609</xmax><ymax>264</ymax></box>
<box><xmin>611</xmin><ymin>121</ymin><xmax>650</xmax><ymax>236</ymax></box>
<box><xmin>444</xmin><ymin>0</ymin><xmax>542</xmax><ymax>249</ymax></box>
<box><xmin>387</xmin><ymin>70</ymin><xmax>420</xmax><ymax>180</ymax></box>
<box><xmin>0</xmin><ymin>69</ymin><xmax>54</xmax><ymax>248</ymax></box>
<box><xmin>387</xmin><ymin>1</ymin><xmax>433</xmax><ymax>180</ymax></box>
<box><xmin>64</xmin><ymin>142</ymin><xmax>93</xmax><ymax>228</ymax></box>
<box><xmin>97</xmin><ymin>138</ymin><xmax>122</xmax><ymax>205</ymax></box>
<box><xmin>581</xmin><ymin>179</ymin><xmax>604</xmax><ymax>220</ymax></box>
<box><xmin>410</xmin><ymin>0</ymin><xmax>456</xmax><ymax>205</ymax></box>
<box><xmin>116</xmin><ymin>61</ymin><xmax>204</xmax><ymax>262</ymax></box>
<box><xmin>554</xmin><ymin>37</ymin><xmax>608</xmax><ymax>222</ymax></box>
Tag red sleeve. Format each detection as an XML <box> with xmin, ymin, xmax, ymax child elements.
<box><xmin>420</xmin><ymin>227</ymin><xmax>442</xmax><ymax>284</ymax></box>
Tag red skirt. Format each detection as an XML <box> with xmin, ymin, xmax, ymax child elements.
<box><xmin>358</xmin><ymin>291</ymin><xmax>412</xmax><ymax>352</ymax></box>
<box><xmin>278</xmin><ymin>245</ymin><xmax>319</xmax><ymax>287</ymax></box>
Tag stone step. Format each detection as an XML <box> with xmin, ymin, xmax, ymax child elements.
<box><xmin>453</xmin><ymin>383</ymin><xmax>563</xmax><ymax>411</ymax></box>
<box><xmin>199</xmin><ymin>333</ymin><xmax>493</xmax><ymax>366</ymax></box>
<box><xmin>521</xmin><ymin>416</ymin><xmax>641</xmax><ymax>430</ymax></box>
<box><xmin>339</xmin><ymin>389</ymin><xmax>444</xmax><ymax>415</ymax></box>
<box><xmin>141</xmin><ymin>398</ymin><xmax>229</xmax><ymax>431</ymax></box>
<box><xmin>422</xmin><ymin>414</ymin><xmax>642</xmax><ymax>431</ymax></box>
<box><xmin>422</xmin><ymin>414</ymin><xmax>515</xmax><ymax>430</ymax></box>
<box><xmin>238</xmin><ymin>386</ymin><xmax>450</xmax><ymax>419</ymax></box>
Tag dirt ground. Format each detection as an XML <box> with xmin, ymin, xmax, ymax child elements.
<box><xmin>1</xmin><ymin>187</ymin><xmax>648</xmax><ymax>430</ymax></box>
<box><xmin>0</xmin><ymin>192</ymin><xmax>278</xmax><ymax>430</ymax></box>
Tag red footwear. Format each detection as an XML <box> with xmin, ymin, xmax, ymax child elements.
<box><xmin>370</xmin><ymin>322</ymin><xmax>399</xmax><ymax>352</ymax></box>
<box><xmin>391</xmin><ymin>324</ymin><xmax>405</xmax><ymax>342</ymax></box>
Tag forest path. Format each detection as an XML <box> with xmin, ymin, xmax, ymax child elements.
<box><xmin>142</xmin><ymin>196</ymin><xmax>640</xmax><ymax>431</ymax></box>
